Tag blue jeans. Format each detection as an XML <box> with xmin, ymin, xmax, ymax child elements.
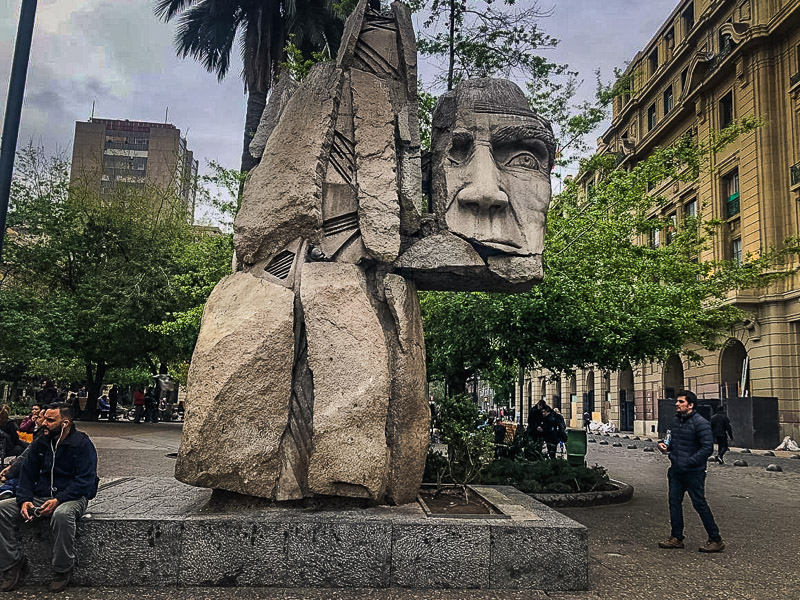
<box><xmin>668</xmin><ymin>467</ymin><xmax>721</xmax><ymax>542</ymax></box>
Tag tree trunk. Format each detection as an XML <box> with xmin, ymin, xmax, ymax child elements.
<box><xmin>240</xmin><ymin>88</ymin><xmax>270</xmax><ymax>174</ymax></box>
<box><xmin>82</xmin><ymin>361</ymin><xmax>107</xmax><ymax>421</ymax></box>
<box><xmin>9</xmin><ymin>382</ymin><xmax>20</xmax><ymax>406</ymax></box>
<box><xmin>447</xmin><ymin>0</ymin><xmax>456</xmax><ymax>90</ymax></box>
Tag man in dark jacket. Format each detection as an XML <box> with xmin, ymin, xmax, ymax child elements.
<box><xmin>657</xmin><ymin>390</ymin><xmax>724</xmax><ymax>553</ymax></box>
<box><xmin>539</xmin><ymin>406</ymin><xmax>564</xmax><ymax>459</ymax></box>
<box><xmin>0</xmin><ymin>403</ymin><xmax>98</xmax><ymax>593</ymax></box>
<box><xmin>710</xmin><ymin>405</ymin><xmax>734</xmax><ymax>464</ymax></box>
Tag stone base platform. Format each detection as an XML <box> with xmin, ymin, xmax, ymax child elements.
<box><xmin>17</xmin><ymin>478</ymin><xmax>587</xmax><ymax>590</ymax></box>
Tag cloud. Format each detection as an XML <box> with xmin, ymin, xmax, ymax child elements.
<box><xmin>1</xmin><ymin>0</ymin><xmax>686</xmax><ymax>181</ymax></box>
<box><xmin>1</xmin><ymin>0</ymin><xmax>247</xmax><ymax>172</ymax></box>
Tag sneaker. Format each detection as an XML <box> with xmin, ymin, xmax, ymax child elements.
<box><xmin>0</xmin><ymin>491</ymin><xmax>14</xmax><ymax>500</ymax></box>
<box><xmin>716</xmin><ymin>456</ymin><xmax>724</xmax><ymax>464</ymax></box>
<box><xmin>658</xmin><ymin>537</ymin><xmax>685</xmax><ymax>549</ymax></box>
<box><xmin>699</xmin><ymin>539</ymin><xmax>725</xmax><ymax>553</ymax></box>
<box><xmin>0</xmin><ymin>556</ymin><xmax>27</xmax><ymax>592</ymax></box>
<box><xmin>49</xmin><ymin>568</ymin><xmax>72</xmax><ymax>593</ymax></box>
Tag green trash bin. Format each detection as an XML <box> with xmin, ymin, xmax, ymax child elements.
<box><xmin>566</xmin><ymin>428</ymin><xmax>587</xmax><ymax>467</ymax></box>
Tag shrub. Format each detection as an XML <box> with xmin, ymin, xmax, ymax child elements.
<box><xmin>481</xmin><ymin>458</ymin><xmax>614</xmax><ymax>494</ymax></box>
<box><xmin>426</xmin><ymin>394</ymin><xmax>494</xmax><ymax>497</ymax></box>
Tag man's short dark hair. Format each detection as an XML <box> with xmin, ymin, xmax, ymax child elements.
<box><xmin>676</xmin><ymin>390</ymin><xmax>697</xmax><ymax>406</ymax></box>
<box><xmin>715</xmin><ymin>405</ymin><xmax>726</xmax><ymax>413</ymax></box>
<box><xmin>46</xmin><ymin>403</ymin><xmax>74</xmax><ymax>421</ymax></box>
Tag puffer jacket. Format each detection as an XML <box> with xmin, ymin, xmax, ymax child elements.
<box><xmin>16</xmin><ymin>426</ymin><xmax>98</xmax><ymax>505</ymax></box>
<box><xmin>667</xmin><ymin>410</ymin><xmax>713</xmax><ymax>471</ymax></box>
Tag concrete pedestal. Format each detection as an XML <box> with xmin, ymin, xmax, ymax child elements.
<box><xmin>16</xmin><ymin>478</ymin><xmax>588</xmax><ymax>590</ymax></box>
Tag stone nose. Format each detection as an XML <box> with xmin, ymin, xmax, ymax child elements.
<box><xmin>456</xmin><ymin>146</ymin><xmax>509</xmax><ymax>212</ymax></box>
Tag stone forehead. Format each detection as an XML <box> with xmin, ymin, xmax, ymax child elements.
<box><xmin>432</xmin><ymin>78</ymin><xmax>555</xmax><ymax>154</ymax></box>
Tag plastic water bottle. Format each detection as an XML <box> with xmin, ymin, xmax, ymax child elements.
<box><xmin>664</xmin><ymin>429</ymin><xmax>672</xmax><ymax>449</ymax></box>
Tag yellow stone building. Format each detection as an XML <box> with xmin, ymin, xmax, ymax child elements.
<box><xmin>519</xmin><ymin>0</ymin><xmax>800</xmax><ymax>442</ymax></box>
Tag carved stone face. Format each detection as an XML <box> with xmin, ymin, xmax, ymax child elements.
<box><xmin>430</xmin><ymin>79</ymin><xmax>555</xmax><ymax>257</ymax></box>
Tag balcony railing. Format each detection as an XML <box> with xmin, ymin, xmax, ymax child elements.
<box><xmin>791</xmin><ymin>162</ymin><xmax>800</xmax><ymax>187</ymax></box>
<box><xmin>709</xmin><ymin>38</ymin><xmax>733</xmax><ymax>73</ymax></box>
<box><xmin>725</xmin><ymin>191</ymin><xmax>740</xmax><ymax>218</ymax></box>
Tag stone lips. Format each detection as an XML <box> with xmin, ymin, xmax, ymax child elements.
<box><xmin>394</xmin><ymin>231</ymin><xmax>543</xmax><ymax>292</ymax></box>
<box><xmin>175</xmin><ymin>272</ymin><xmax>295</xmax><ymax>498</ymax></box>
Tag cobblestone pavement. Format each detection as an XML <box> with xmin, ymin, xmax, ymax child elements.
<box><xmin>3</xmin><ymin>423</ymin><xmax>797</xmax><ymax>599</ymax></box>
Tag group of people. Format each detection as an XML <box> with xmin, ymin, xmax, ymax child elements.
<box><xmin>484</xmin><ymin>400</ymin><xmax>568</xmax><ymax>460</ymax></box>
<box><xmin>0</xmin><ymin>402</ymin><xmax>98</xmax><ymax>592</ymax></box>
<box><xmin>35</xmin><ymin>380</ymin><xmax>123</xmax><ymax>422</ymax></box>
<box><xmin>526</xmin><ymin>401</ymin><xmax>568</xmax><ymax>459</ymax></box>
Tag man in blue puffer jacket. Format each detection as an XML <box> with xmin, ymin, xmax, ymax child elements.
<box><xmin>658</xmin><ymin>390</ymin><xmax>724</xmax><ymax>552</ymax></box>
<box><xmin>0</xmin><ymin>403</ymin><xmax>98</xmax><ymax>593</ymax></box>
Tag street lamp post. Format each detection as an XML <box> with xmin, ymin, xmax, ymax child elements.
<box><xmin>0</xmin><ymin>0</ymin><xmax>38</xmax><ymax>262</ymax></box>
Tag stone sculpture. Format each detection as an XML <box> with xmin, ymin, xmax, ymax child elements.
<box><xmin>175</xmin><ymin>0</ymin><xmax>555</xmax><ymax>505</ymax></box>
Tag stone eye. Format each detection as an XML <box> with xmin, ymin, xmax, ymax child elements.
<box><xmin>448</xmin><ymin>132</ymin><xmax>473</xmax><ymax>164</ymax></box>
<box><xmin>505</xmin><ymin>152</ymin><xmax>539</xmax><ymax>170</ymax></box>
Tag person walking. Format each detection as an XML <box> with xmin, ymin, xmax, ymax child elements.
<box><xmin>710</xmin><ymin>405</ymin><xmax>733</xmax><ymax>464</ymax></box>
<box><xmin>582</xmin><ymin>410</ymin><xmax>591</xmax><ymax>432</ymax></box>
<box><xmin>657</xmin><ymin>390</ymin><xmax>724</xmax><ymax>553</ymax></box>
<box><xmin>132</xmin><ymin>388</ymin><xmax>146</xmax><ymax>424</ymax></box>
<box><xmin>108</xmin><ymin>385</ymin><xmax>120</xmax><ymax>421</ymax></box>
<box><xmin>527</xmin><ymin>400</ymin><xmax>546</xmax><ymax>454</ymax></box>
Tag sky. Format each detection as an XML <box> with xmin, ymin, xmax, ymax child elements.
<box><xmin>1</xmin><ymin>0</ymin><xmax>680</xmax><ymax>210</ymax></box>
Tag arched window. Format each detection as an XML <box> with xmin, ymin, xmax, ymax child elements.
<box><xmin>663</xmin><ymin>354</ymin><xmax>684</xmax><ymax>399</ymax></box>
<box><xmin>720</xmin><ymin>340</ymin><xmax>748</xmax><ymax>398</ymax></box>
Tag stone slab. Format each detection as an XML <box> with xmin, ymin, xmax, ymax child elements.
<box><xmin>14</xmin><ymin>478</ymin><xmax>587</xmax><ymax>591</ymax></box>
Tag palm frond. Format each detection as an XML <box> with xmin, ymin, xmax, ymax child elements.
<box><xmin>174</xmin><ymin>2</ymin><xmax>243</xmax><ymax>80</ymax></box>
<box><xmin>155</xmin><ymin>0</ymin><xmax>199</xmax><ymax>21</ymax></box>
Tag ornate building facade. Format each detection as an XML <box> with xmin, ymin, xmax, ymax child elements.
<box><xmin>519</xmin><ymin>0</ymin><xmax>800</xmax><ymax>440</ymax></box>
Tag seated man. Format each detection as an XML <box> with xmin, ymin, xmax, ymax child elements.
<box><xmin>0</xmin><ymin>403</ymin><xmax>98</xmax><ymax>593</ymax></box>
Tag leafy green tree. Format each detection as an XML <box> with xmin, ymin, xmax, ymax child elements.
<box><xmin>1</xmin><ymin>146</ymin><xmax>232</xmax><ymax>418</ymax></box>
<box><xmin>156</xmin><ymin>0</ymin><xmax>345</xmax><ymax>172</ymax></box>
<box><xmin>412</xmin><ymin>0</ymin><xmax>559</xmax><ymax>90</ymax></box>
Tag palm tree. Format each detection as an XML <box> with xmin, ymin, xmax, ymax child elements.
<box><xmin>156</xmin><ymin>0</ymin><xmax>344</xmax><ymax>173</ymax></box>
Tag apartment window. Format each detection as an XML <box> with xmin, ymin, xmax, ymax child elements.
<box><xmin>720</xmin><ymin>91</ymin><xmax>734</xmax><ymax>128</ymax></box>
<box><xmin>680</xmin><ymin>68</ymin><xmax>688</xmax><ymax>91</ymax></box>
<box><xmin>682</xmin><ymin>2</ymin><xmax>695</xmax><ymax>34</ymax></box>
<box><xmin>684</xmin><ymin>198</ymin><xmax>697</xmax><ymax>218</ymax></box>
<box><xmin>666</xmin><ymin>213</ymin><xmax>678</xmax><ymax>244</ymax></box>
<box><xmin>648</xmin><ymin>103</ymin><xmax>657</xmax><ymax>131</ymax></box>
<box><xmin>723</xmin><ymin>170</ymin><xmax>740</xmax><ymax>218</ymax></box>
<box><xmin>731</xmin><ymin>238</ymin><xmax>742</xmax><ymax>265</ymax></box>
<box><xmin>664</xmin><ymin>86</ymin><xmax>674</xmax><ymax>115</ymax></box>
<box><xmin>793</xmin><ymin>45</ymin><xmax>800</xmax><ymax>84</ymax></box>
<box><xmin>651</xmin><ymin>226</ymin><xmax>662</xmax><ymax>249</ymax></box>
<box><xmin>648</xmin><ymin>48</ymin><xmax>659</xmax><ymax>77</ymax></box>
<box><xmin>720</xmin><ymin>31</ymin><xmax>730</xmax><ymax>50</ymax></box>
<box><xmin>665</xmin><ymin>27</ymin><xmax>675</xmax><ymax>57</ymax></box>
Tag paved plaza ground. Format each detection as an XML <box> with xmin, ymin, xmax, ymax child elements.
<box><xmin>3</xmin><ymin>421</ymin><xmax>798</xmax><ymax>599</ymax></box>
